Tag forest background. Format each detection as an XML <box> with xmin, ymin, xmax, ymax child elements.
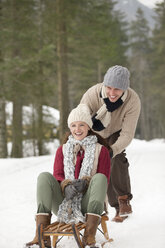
<box><xmin>0</xmin><ymin>0</ymin><xmax>165</xmax><ymax>158</ymax></box>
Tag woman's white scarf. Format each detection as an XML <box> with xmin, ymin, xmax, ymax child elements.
<box><xmin>57</xmin><ymin>135</ymin><xmax>97</xmax><ymax>224</ymax></box>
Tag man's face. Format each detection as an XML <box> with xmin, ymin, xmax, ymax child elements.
<box><xmin>105</xmin><ymin>86</ymin><xmax>124</xmax><ymax>102</ymax></box>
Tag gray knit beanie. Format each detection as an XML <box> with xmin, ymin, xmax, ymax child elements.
<box><xmin>67</xmin><ymin>104</ymin><xmax>92</xmax><ymax>128</ymax></box>
<box><xmin>103</xmin><ymin>65</ymin><xmax>130</xmax><ymax>91</ymax></box>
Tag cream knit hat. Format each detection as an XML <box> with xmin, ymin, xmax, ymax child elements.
<box><xmin>67</xmin><ymin>104</ymin><xmax>93</xmax><ymax>128</ymax></box>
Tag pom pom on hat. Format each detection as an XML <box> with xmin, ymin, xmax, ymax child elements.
<box><xmin>67</xmin><ymin>104</ymin><xmax>92</xmax><ymax>128</ymax></box>
<box><xmin>103</xmin><ymin>65</ymin><xmax>130</xmax><ymax>91</ymax></box>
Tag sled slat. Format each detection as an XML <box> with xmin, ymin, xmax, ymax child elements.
<box><xmin>38</xmin><ymin>215</ymin><xmax>111</xmax><ymax>248</ymax></box>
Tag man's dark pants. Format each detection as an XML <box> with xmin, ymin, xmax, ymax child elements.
<box><xmin>107</xmin><ymin>131</ymin><xmax>133</xmax><ymax>209</ymax></box>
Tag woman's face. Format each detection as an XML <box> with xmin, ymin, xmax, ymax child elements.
<box><xmin>70</xmin><ymin>121</ymin><xmax>90</xmax><ymax>140</ymax></box>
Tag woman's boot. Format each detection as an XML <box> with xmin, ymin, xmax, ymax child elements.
<box><xmin>83</xmin><ymin>213</ymin><xmax>101</xmax><ymax>248</ymax></box>
<box><xmin>26</xmin><ymin>213</ymin><xmax>51</xmax><ymax>248</ymax></box>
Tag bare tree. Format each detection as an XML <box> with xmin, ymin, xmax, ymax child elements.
<box><xmin>56</xmin><ymin>0</ymin><xmax>69</xmax><ymax>143</ymax></box>
<box><xmin>0</xmin><ymin>98</ymin><xmax>8</xmax><ymax>158</ymax></box>
<box><xmin>0</xmin><ymin>0</ymin><xmax>8</xmax><ymax>158</ymax></box>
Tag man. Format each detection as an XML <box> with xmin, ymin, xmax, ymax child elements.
<box><xmin>80</xmin><ymin>65</ymin><xmax>141</xmax><ymax>222</ymax></box>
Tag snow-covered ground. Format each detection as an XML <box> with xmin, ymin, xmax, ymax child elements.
<box><xmin>0</xmin><ymin>139</ymin><xmax>165</xmax><ymax>248</ymax></box>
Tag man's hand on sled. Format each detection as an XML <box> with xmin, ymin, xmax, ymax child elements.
<box><xmin>73</xmin><ymin>179</ymin><xmax>88</xmax><ymax>193</ymax></box>
<box><xmin>64</xmin><ymin>184</ymin><xmax>77</xmax><ymax>200</ymax></box>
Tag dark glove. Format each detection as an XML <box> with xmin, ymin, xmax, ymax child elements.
<box><xmin>109</xmin><ymin>147</ymin><xmax>113</xmax><ymax>158</ymax></box>
<box><xmin>72</xmin><ymin>179</ymin><xmax>88</xmax><ymax>193</ymax></box>
<box><xmin>64</xmin><ymin>184</ymin><xmax>77</xmax><ymax>201</ymax></box>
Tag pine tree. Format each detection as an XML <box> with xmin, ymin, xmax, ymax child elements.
<box><xmin>2</xmin><ymin>0</ymin><xmax>38</xmax><ymax>157</ymax></box>
<box><xmin>129</xmin><ymin>8</ymin><xmax>152</xmax><ymax>139</ymax></box>
<box><xmin>0</xmin><ymin>0</ymin><xmax>131</xmax><ymax>155</ymax></box>
<box><xmin>151</xmin><ymin>1</ymin><xmax>165</xmax><ymax>137</ymax></box>
<box><xmin>67</xmin><ymin>0</ymin><xmax>128</xmax><ymax>107</ymax></box>
<box><xmin>8</xmin><ymin>0</ymin><xmax>34</xmax><ymax>157</ymax></box>
<box><xmin>1</xmin><ymin>0</ymin><xmax>57</xmax><ymax>156</ymax></box>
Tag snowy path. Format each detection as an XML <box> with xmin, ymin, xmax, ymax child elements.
<box><xmin>0</xmin><ymin>139</ymin><xmax>165</xmax><ymax>248</ymax></box>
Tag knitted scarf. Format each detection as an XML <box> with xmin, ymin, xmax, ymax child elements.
<box><xmin>92</xmin><ymin>86</ymin><xmax>127</xmax><ymax>131</ymax></box>
<box><xmin>57</xmin><ymin>135</ymin><xmax>97</xmax><ymax>224</ymax></box>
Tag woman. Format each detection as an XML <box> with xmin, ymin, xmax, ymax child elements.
<box><xmin>26</xmin><ymin>104</ymin><xmax>111</xmax><ymax>248</ymax></box>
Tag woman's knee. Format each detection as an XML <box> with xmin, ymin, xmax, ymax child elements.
<box><xmin>91</xmin><ymin>173</ymin><xmax>107</xmax><ymax>186</ymax></box>
<box><xmin>38</xmin><ymin>171</ymin><xmax>50</xmax><ymax>180</ymax></box>
<box><xmin>37</xmin><ymin>172</ymin><xmax>53</xmax><ymax>183</ymax></box>
<box><xmin>88</xmin><ymin>173</ymin><xmax>107</xmax><ymax>199</ymax></box>
<box><xmin>37</xmin><ymin>172</ymin><xmax>58</xmax><ymax>190</ymax></box>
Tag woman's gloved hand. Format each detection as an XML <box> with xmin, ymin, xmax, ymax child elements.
<box><xmin>64</xmin><ymin>184</ymin><xmax>77</xmax><ymax>200</ymax></box>
<box><xmin>73</xmin><ymin>179</ymin><xmax>88</xmax><ymax>193</ymax></box>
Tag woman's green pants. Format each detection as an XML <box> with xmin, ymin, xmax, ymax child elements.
<box><xmin>37</xmin><ymin>172</ymin><xmax>107</xmax><ymax>216</ymax></box>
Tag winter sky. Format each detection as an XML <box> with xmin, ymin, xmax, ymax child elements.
<box><xmin>138</xmin><ymin>0</ymin><xmax>163</xmax><ymax>8</ymax></box>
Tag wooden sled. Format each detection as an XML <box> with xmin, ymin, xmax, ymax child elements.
<box><xmin>38</xmin><ymin>214</ymin><xmax>113</xmax><ymax>248</ymax></box>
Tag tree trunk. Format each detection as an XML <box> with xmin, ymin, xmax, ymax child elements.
<box><xmin>31</xmin><ymin>104</ymin><xmax>37</xmax><ymax>156</ymax></box>
<box><xmin>36</xmin><ymin>103</ymin><xmax>43</xmax><ymax>155</ymax></box>
<box><xmin>56</xmin><ymin>0</ymin><xmax>69</xmax><ymax>143</ymax></box>
<box><xmin>35</xmin><ymin>0</ymin><xmax>45</xmax><ymax>155</ymax></box>
<box><xmin>0</xmin><ymin>1</ymin><xmax>7</xmax><ymax>158</ymax></box>
<box><xmin>0</xmin><ymin>98</ymin><xmax>8</xmax><ymax>158</ymax></box>
<box><xmin>11</xmin><ymin>97</ymin><xmax>22</xmax><ymax>157</ymax></box>
<box><xmin>97</xmin><ymin>61</ymin><xmax>102</xmax><ymax>83</ymax></box>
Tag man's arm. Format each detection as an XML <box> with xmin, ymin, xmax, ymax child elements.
<box><xmin>80</xmin><ymin>83</ymin><xmax>102</xmax><ymax>115</ymax></box>
<box><xmin>111</xmin><ymin>95</ymin><xmax>141</xmax><ymax>157</ymax></box>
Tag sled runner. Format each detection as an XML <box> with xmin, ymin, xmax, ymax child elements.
<box><xmin>38</xmin><ymin>214</ymin><xmax>113</xmax><ymax>248</ymax></box>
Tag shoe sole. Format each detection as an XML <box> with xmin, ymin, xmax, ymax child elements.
<box><xmin>119</xmin><ymin>211</ymin><xmax>132</xmax><ymax>216</ymax></box>
<box><xmin>112</xmin><ymin>215</ymin><xmax>128</xmax><ymax>222</ymax></box>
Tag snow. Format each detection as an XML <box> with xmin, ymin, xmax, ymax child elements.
<box><xmin>5</xmin><ymin>102</ymin><xmax>59</xmax><ymax>126</ymax></box>
<box><xmin>5</xmin><ymin>101</ymin><xmax>60</xmax><ymax>157</ymax></box>
<box><xmin>0</xmin><ymin>139</ymin><xmax>165</xmax><ymax>248</ymax></box>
